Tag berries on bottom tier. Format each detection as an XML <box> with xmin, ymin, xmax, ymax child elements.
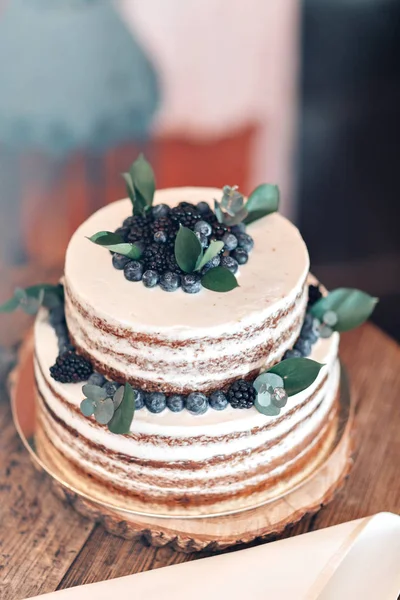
<box><xmin>308</xmin><ymin>284</ymin><xmax>322</xmax><ymax>307</ymax></box>
<box><xmin>145</xmin><ymin>391</ymin><xmax>167</xmax><ymax>413</ymax></box>
<box><xmin>88</xmin><ymin>372</ymin><xmax>106</xmax><ymax>387</ymax></box>
<box><xmin>167</xmin><ymin>394</ymin><xmax>185</xmax><ymax>412</ymax></box>
<box><xmin>209</xmin><ymin>390</ymin><xmax>228</xmax><ymax>411</ymax></box>
<box><xmin>186</xmin><ymin>392</ymin><xmax>208</xmax><ymax>414</ymax></box>
<box><xmin>50</xmin><ymin>350</ymin><xmax>93</xmax><ymax>383</ymax></box>
<box><xmin>227</xmin><ymin>379</ymin><xmax>256</xmax><ymax>409</ymax></box>
<box><xmin>132</xmin><ymin>389</ymin><xmax>145</xmax><ymax>410</ymax></box>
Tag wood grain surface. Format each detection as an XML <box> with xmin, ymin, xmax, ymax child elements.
<box><xmin>0</xmin><ymin>323</ymin><xmax>399</xmax><ymax>600</ymax></box>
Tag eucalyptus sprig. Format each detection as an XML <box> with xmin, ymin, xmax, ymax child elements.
<box><xmin>174</xmin><ymin>225</ymin><xmax>239</xmax><ymax>292</ymax></box>
<box><xmin>253</xmin><ymin>358</ymin><xmax>324</xmax><ymax>417</ymax></box>
<box><xmin>0</xmin><ymin>284</ymin><xmax>64</xmax><ymax>315</ymax></box>
<box><xmin>311</xmin><ymin>288</ymin><xmax>378</xmax><ymax>336</ymax></box>
<box><xmin>214</xmin><ymin>186</ymin><xmax>248</xmax><ymax>226</ymax></box>
<box><xmin>87</xmin><ymin>231</ymin><xmax>143</xmax><ymax>260</ymax></box>
<box><xmin>80</xmin><ymin>382</ymin><xmax>135</xmax><ymax>434</ymax></box>
<box><xmin>122</xmin><ymin>154</ymin><xmax>155</xmax><ymax>217</ymax></box>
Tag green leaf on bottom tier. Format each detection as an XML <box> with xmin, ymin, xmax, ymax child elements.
<box><xmin>311</xmin><ymin>288</ymin><xmax>378</xmax><ymax>332</ymax></box>
<box><xmin>0</xmin><ymin>284</ymin><xmax>63</xmax><ymax>314</ymax></box>
<box><xmin>268</xmin><ymin>358</ymin><xmax>324</xmax><ymax>396</ymax></box>
<box><xmin>87</xmin><ymin>231</ymin><xmax>143</xmax><ymax>259</ymax></box>
<box><xmin>201</xmin><ymin>267</ymin><xmax>239</xmax><ymax>293</ymax></box>
<box><xmin>108</xmin><ymin>383</ymin><xmax>135</xmax><ymax>435</ymax></box>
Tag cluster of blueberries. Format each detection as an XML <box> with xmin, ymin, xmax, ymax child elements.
<box><xmin>111</xmin><ymin>201</ymin><xmax>254</xmax><ymax>293</ymax></box>
<box><xmin>49</xmin><ymin>284</ymin><xmax>324</xmax><ymax>414</ymax></box>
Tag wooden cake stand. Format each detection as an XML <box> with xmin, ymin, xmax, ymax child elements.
<box><xmin>9</xmin><ymin>336</ymin><xmax>354</xmax><ymax>552</ymax></box>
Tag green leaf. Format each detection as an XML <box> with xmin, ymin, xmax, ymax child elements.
<box><xmin>214</xmin><ymin>200</ymin><xmax>224</xmax><ymax>224</ymax></box>
<box><xmin>108</xmin><ymin>383</ymin><xmax>135</xmax><ymax>435</ymax></box>
<box><xmin>0</xmin><ymin>283</ymin><xmax>62</xmax><ymax>315</ymax></box>
<box><xmin>130</xmin><ymin>154</ymin><xmax>155</xmax><ymax>208</ymax></box>
<box><xmin>87</xmin><ymin>231</ymin><xmax>142</xmax><ymax>260</ymax></box>
<box><xmin>268</xmin><ymin>358</ymin><xmax>324</xmax><ymax>396</ymax></box>
<box><xmin>311</xmin><ymin>288</ymin><xmax>378</xmax><ymax>332</ymax></box>
<box><xmin>94</xmin><ymin>398</ymin><xmax>115</xmax><ymax>425</ymax></box>
<box><xmin>255</xmin><ymin>391</ymin><xmax>281</xmax><ymax>416</ymax></box>
<box><xmin>80</xmin><ymin>398</ymin><xmax>95</xmax><ymax>417</ymax></box>
<box><xmin>201</xmin><ymin>267</ymin><xmax>239</xmax><ymax>293</ymax></box>
<box><xmin>82</xmin><ymin>384</ymin><xmax>107</xmax><ymax>402</ymax></box>
<box><xmin>244</xmin><ymin>184</ymin><xmax>280</xmax><ymax>225</ymax></box>
<box><xmin>195</xmin><ymin>240</ymin><xmax>224</xmax><ymax>271</ymax></box>
<box><xmin>174</xmin><ymin>225</ymin><xmax>203</xmax><ymax>273</ymax></box>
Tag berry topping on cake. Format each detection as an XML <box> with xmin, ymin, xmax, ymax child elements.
<box><xmin>209</xmin><ymin>390</ymin><xmax>229</xmax><ymax>411</ymax></box>
<box><xmin>186</xmin><ymin>392</ymin><xmax>208</xmax><ymax>415</ymax></box>
<box><xmin>50</xmin><ymin>350</ymin><xmax>93</xmax><ymax>383</ymax></box>
<box><xmin>145</xmin><ymin>391</ymin><xmax>167</xmax><ymax>413</ymax></box>
<box><xmin>227</xmin><ymin>379</ymin><xmax>256</xmax><ymax>409</ymax></box>
<box><xmin>167</xmin><ymin>394</ymin><xmax>186</xmax><ymax>412</ymax></box>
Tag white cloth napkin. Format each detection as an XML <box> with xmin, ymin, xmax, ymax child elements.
<box><xmin>27</xmin><ymin>512</ymin><xmax>400</xmax><ymax>600</ymax></box>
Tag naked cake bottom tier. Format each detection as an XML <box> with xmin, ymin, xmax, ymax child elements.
<box><xmin>33</xmin><ymin>313</ymin><xmax>340</xmax><ymax>516</ymax></box>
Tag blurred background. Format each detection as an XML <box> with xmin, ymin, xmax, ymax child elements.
<box><xmin>0</xmin><ymin>0</ymin><xmax>399</xmax><ymax>349</ymax></box>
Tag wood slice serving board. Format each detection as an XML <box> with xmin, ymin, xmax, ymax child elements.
<box><xmin>9</xmin><ymin>336</ymin><xmax>354</xmax><ymax>552</ymax></box>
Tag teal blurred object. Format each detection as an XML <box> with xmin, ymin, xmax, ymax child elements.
<box><xmin>0</xmin><ymin>0</ymin><xmax>160</xmax><ymax>155</ymax></box>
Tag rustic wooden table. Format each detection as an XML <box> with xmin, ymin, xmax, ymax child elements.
<box><xmin>0</xmin><ymin>323</ymin><xmax>399</xmax><ymax>600</ymax></box>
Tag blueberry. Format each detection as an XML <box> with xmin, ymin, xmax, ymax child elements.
<box><xmin>154</xmin><ymin>231</ymin><xmax>167</xmax><ymax>244</ymax></box>
<box><xmin>145</xmin><ymin>391</ymin><xmax>167</xmax><ymax>413</ymax></box>
<box><xmin>195</xmin><ymin>232</ymin><xmax>208</xmax><ymax>248</ymax></box>
<box><xmin>142</xmin><ymin>269</ymin><xmax>159</xmax><ymax>288</ymax></box>
<box><xmin>209</xmin><ymin>390</ymin><xmax>228</xmax><ymax>411</ymax></box>
<box><xmin>124</xmin><ymin>260</ymin><xmax>143</xmax><ymax>282</ymax></box>
<box><xmin>103</xmin><ymin>381</ymin><xmax>119</xmax><ymax>397</ymax></box>
<box><xmin>123</xmin><ymin>216</ymin><xmax>134</xmax><ymax>227</ymax></box>
<box><xmin>186</xmin><ymin>392</ymin><xmax>208</xmax><ymax>415</ymax></box>
<box><xmin>222</xmin><ymin>233</ymin><xmax>238</xmax><ymax>251</ymax></box>
<box><xmin>201</xmin><ymin>254</ymin><xmax>221</xmax><ymax>274</ymax></box>
<box><xmin>167</xmin><ymin>394</ymin><xmax>186</xmax><ymax>412</ymax></box>
<box><xmin>301</xmin><ymin>313</ymin><xmax>314</xmax><ymax>334</ymax></box>
<box><xmin>197</xmin><ymin>201</ymin><xmax>210</xmax><ymax>214</ymax></box>
<box><xmin>283</xmin><ymin>349</ymin><xmax>302</xmax><ymax>360</ymax></box>
<box><xmin>152</xmin><ymin>204</ymin><xmax>170</xmax><ymax>219</ymax></box>
<box><xmin>236</xmin><ymin>233</ymin><xmax>254</xmax><ymax>252</ymax></box>
<box><xmin>159</xmin><ymin>271</ymin><xmax>181</xmax><ymax>292</ymax></box>
<box><xmin>232</xmin><ymin>248</ymin><xmax>248</xmax><ymax>265</ymax></box>
<box><xmin>194</xmin><ymin>220</ymin><xmax>212</xmax><ymax>237</ymax></box>
<box><xmin>220</xmin><ymin>255</ymin><xmax>238</xmax><ymax>274</ymax></box>
<box><xmin>182</xmin><ymin>273</ymin><xmax>202</xmax><ymax>294</ymax></box>
<box><xmin>58</xmin><ymin>339</ymin><xmax>74</xmax><ymax>354</ymax></box>
<box><xmin>132</xmin><ymin>389</ymin><xmax>145</xmax><ymax>410</ymax></box>
<box><xmin>49</xmin><ymin>306</ymin><xmax>65</xmax><ymax>326</ymax></box>
<box><xmin>231</xmin><ymin>222</ymin><xmax>246</xmax><ymax>235</ymax></box>
<box><xmin>294</xmin><ymin>338</ymin><xmax>312</xmax><ymax>357</ymax></box>
<box><xmin>88</xmin><ymin>372</ymin><xmax>106</xmax><ymax>386</ymax></box>
<box><xmin>115</xmin><ymin>226</ymin><xmax>129</xmax><ymax>239</ymax></box>
<box><xmin>112</xmin><ymin>253</ymin><xmax>130</xmax><ymax>270</ymax></box>
<box><xmin>300</xmin><ymin>314</ymin><xmax>320</xmax><ymax>344</ymax></box>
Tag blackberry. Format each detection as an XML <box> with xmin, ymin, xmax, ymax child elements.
<box><xmin>142</xmin><ymin>243</ymin><xmax>168</xmax><ymax>272</ymax></box>
<box><xmin>165</xmin><ymin>253</ymin><xmax>183</xmax><ymax>275</ymax></box>
<box><xmin>211</xmin><ymin>222</ymin><xmax>229</xmax><ymax>240</ymax></box>
<box><xmin>308</xmin><ymin>284</ymin><xmax>322</xmax><ymax>307</ymax></box>
<box><xmin>227</xmin><ymin>379</ymin><xmax>256</xmax><ymax>409</ymax></box>
<box><xmin>50</xmin><ymin>350</ymin><xmax>93</xmax><ymax>384</ymax></box>
<box><xmin>150</xmin><ymin>216</ymin><xmax>176</xmax><ymax>242</ymax></box>
<box><xmin>125</xmin><ymin>215</ymin><xmax>152</xmax><ymax>244</ymax></box>
<box><xmin>170</xmin><ymin>205</ymin><xmax>201</xmax><ymax>229</ymax></box>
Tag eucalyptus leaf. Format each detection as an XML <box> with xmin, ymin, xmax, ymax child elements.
<box><xmin>87</xmin><ymin>231</ymin><xmax>142</xmax><ymax>259</ymax></box>
<box><xmin>244</xmin><ymin>184</ymin><xmax>280</xmax><ymax>225</ymax></box>
<box><xmin>113</xmin><ymin>385</ymin><xmax>125</xmax><ymax>409</ymax></box>
<box><xmin>201</xmin><ymin>267</ymin><xmax>239</xmax><ymax>293</ymax></box>
<box><xmin>130</xmin><ymin>154</ymin><xmax>155</xmax><ymax>206</ymax></box>
<box><xmin>221</xmin><ymin>207</ymin><xmax>248</xmax><ymax>227</ymax></box>
<box><xmin>255</xmin><ymin>392</ymin><xmax>281</xmax><ymax>416</ymax></box>
<box><xmin>174</xmin><ymin>225</ymin><xmax>203</xmax><ymax>273</ymax></box>
<box><xmin>195</xmin><ymin>240</ymin><xmax>224</xmax><ymax>271</ymax></box>
<box><xmin>94</xmin><ymin>397</ymin><xmax>115</xmax><ymax>425</ymax></box>
<box><xmin>253</xmin><ymin>372</ymin><xmax>284</xmax><ymax>393</ymax></box>
<box><xmin>214</xmin><ymin>200</ymin><xmax>224</xmax><ymax>224</ymax></box>
<box><xmin>0</xmin><ymin>295</ymin><xmax>19</xmax><ymax>313</ymax></box>
<box><xmin>108</xmin><ymin>383</ymin><xmax>135</xmax><ymax>435</ymax></box>
<box><xmin>80</xmin><ymin>397</ymin><xmax>95</xmax><ymax>417</ymax></box>
<box><xmin>268</xmin><ymin>358</ymin><xmax>324</xmax><ymax>396</ymax></box>
<box><xmin>311</xmin><ymin>288</ymin><xmax>378</xmax><ymax>332</ymax></box>
<box><xmin>82</xmin><ymin>384</ymin><xmax>107</xmax><ymax>402</ymax></box>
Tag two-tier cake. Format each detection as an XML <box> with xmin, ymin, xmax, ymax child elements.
<box><xmin>2</xmin><ymin>156</ymin><xmax>376</xmax><ymax>517</ymax></box>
